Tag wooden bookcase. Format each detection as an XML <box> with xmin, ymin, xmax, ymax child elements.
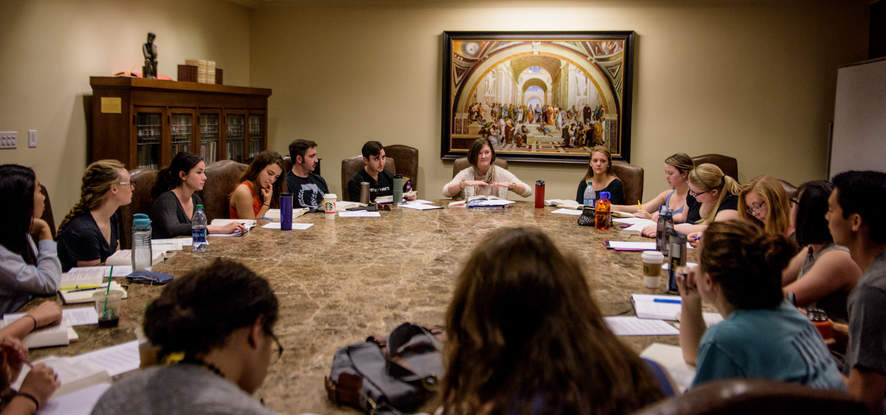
<box><xmin>89</xmin><ymin>77</ymin><xmax>272</xmax><ymax>169</ymax></box>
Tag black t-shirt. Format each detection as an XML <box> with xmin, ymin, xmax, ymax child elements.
<box><xmin>286</xmin><ymin>171</ymin><xmax>328</xmax><ymax>209</ymax></box>
<box><xmin>575</xmin><ymin>178</ymin><xmax>625</xmax><ymax>205</ymax></box>
<box><xmin>151</xmin><ymin>191</ymin><xmax>202</xmax><ymax>238</ymax></box>
<box><xmin>347</xmin><ymin>169</ymin><xmax>394</xmax><ymax>202</ymax></box>
<box><xmin>57</xmin><ymin>213</ymin><xmax>119</xmax><ymax>272</ymax></box>
<box><xmin>687</xmin><ymin>193</ymin><xmax>738</xmax><ymax>224</ymax></box>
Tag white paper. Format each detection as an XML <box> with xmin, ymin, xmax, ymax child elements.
<box><xmin>604</xmin><ymin>316</ymin><xmax>679</xmax><ymax>336</ymax></box>
<box><xmin>631</xmin><ymin>294</ymin><xmax>682</xmax><ymax>321</ymax></box>
<box><xmin>74</xmin><ymin>340</ymin><xmax>140</xmax><ymax>377</ymax></box>
<box><xmin>151</xmin><ymin>238</ymin><xmax>190</xmax><ymax>252</ymax></box>
<box><xmin>448</xmin><ymin>200</ymin><xmax>466</xmax><ymax>207</ymax></box>
<box><xmin>210</xmin><ymin>219</ymin><xmax>256</xmax><ymax>227</ymax></box>
<box><xmin>59</xmin><ymin>268</ymin><xmax>104</xmax><ymax>290</ymax></box>
<box><xmin>662</xmin><ymin>262</ymin><xmax>698</xmax><ymax>271</ymax></box>
<box><xmin>38</xmin><ymin>382</ymin><xmax>111</xmax><ymax>415</ymax></box>
<box><xmin>544</xmin><ymin>199</ymin><xmax>581</xmax><ymax>209</ymax></box>
<box><xmin>640</xmin><ymin>343</ymin><xmax>696</xmax><ymax>392</ymax></box>
<box><xmin>607</xmin><ymin>241</ymin><xmax>657</xmax><ymax>251</ymax></box>
<box><xmin>62</xmin><ymin>308</ymin><xmax>99</xmax><ymax>326</ymax></box>
<box><xmin>400</xmin><ymin>202</ymin><xmax>443</xmax><ymax>210</ymax></box>
<box><xmin>261</xmin><ymin>222</ymin><xmax>313</xmax><ymax>230</ymax></box>
<box><xmin>551</xmin><ymin>208</ymin><xmax>582</xmax><ymax>216</ymax></box>
<box><xmin>338</xmin><ymin>211</ymin><xmax>382</xmax><ymax>218</ymax></box>
<box><xmin>67</xmin><ymin>265</ymin><xmax>133</xmax><ymax>278</ymax></box>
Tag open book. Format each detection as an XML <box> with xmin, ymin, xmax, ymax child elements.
<box><xmin>467</xmin><ymin>195</ymin><xmax>515</xmax><ymax>208</ymax></box>
<box><xmin>0</xmin><ymin>315</ymin><xmax>77</xmax><ymax>349</ymax></box>
<box><xmin>59</xmin><ymin>268</ymin><xmax>104</xmax><ymax>291</ymax></box>
<box><xmin>12</xmin><ymin>356</ymin><xmax>111</xmax><ymax>398</ymax></box>
<box><xmin>59</xmin><ymin>282</ymin><xmax>127</xmax><ymax>305</ymax></box>
<box><xmin>104</xmin><ymin>249</ymin><xmax>165</xmax><ymax>267</ymax></box>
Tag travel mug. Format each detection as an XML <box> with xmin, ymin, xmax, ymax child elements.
<box><xmin>393</xmin><ymin>175</ymin><xmax>403</xmax><ymax>206</ymax></box>
<box><xmin>280</xmin><ymin>193</ymin><xmax>292</xmax><ymax>231</ymax></box>
<box><xmin>534</xmin><ymin>180</ymin><xmax>545</xmax><ymax>208</ymax></box>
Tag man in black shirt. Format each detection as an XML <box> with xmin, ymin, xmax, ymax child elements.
<box><xmin>347</xmin><ymin>141</ymin><xmax>394</xmax><ymax>202</ymax></box>
<box><xmin>286</xmin><ymin>139</ymin><xmax>328</xmax><ymax>209</ymax></box>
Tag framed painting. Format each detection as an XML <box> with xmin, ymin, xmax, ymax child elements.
<box><xmin>441</xmin><ymin>31</ymin><xmax>635</xmax><ymax>163</ymax></box>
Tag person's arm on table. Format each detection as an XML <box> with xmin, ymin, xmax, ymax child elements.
<box><xmin>677</xmin><ymin>267</ymin><xmax>705</xmax><ymax>365</ymax></box>
<box><xmin>783</xmin><ymin>250</ymin><xmax>860</xmax><ymax>307</ymax></box>
<box><xmin>0</xmin><ymin>302</ymin><xmax>62</xmax><ymax>341</ymax></box>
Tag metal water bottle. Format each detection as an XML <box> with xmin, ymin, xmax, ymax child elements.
<box><xmin>534</xmin><ymin>180</ymin><xmax>545</xmax><ymax>208</ymax></box>
<box><xmin>656</xmin><ymin>206</ymin><xmax>674</xmax><ymax>256</ymax></box>
<box><xmin>393</xmin><ymin>175</ymin><xmax>403</xmax><ymax>206</ymax></box>
<box><xmin>667</xmin><ymin>228</ymin><xmax>687</xmax><ymax>293</ymax></box>
<box><xmin>280</xmin><ymin>193</ymin><xmax>293</xmax><ymax>231</ymax></box>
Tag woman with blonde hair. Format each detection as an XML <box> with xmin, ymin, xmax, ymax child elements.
<box><xmin>679</xmin><ymin>163</ymin><xmax>741</xmax><ymax>239</ymax></box>
<box><xmin>443</xmin><ymin>138</ymin><xmax>531</xmax><ymax>199</ymax></box>
<box><xmin>616</xmin><ymin>153</ymin><xmax>696</xmax><ymax>236</ymax></box>
<box><xmin>440</xmin><ymin>227</ymin><xmax>671</xmax><ymax>415</ymax></box>
<box><xmin>57</xmin><ymin>159</ymin><xmax>132</xmax><ymax>272</ymax></box>
<box><xmin>575</xmin><ymin>145</ymin><xmax>624</xmax><ymax>205</ymax></box>
<box><xmin>229</xmin><ymin>151</ymin><xmax>284</xmax><ymax>220</ymax></box>
<box><xmin>738</xmin><ymin>175</ymin><xmax>792</xmax><ymax>237</ymax></box>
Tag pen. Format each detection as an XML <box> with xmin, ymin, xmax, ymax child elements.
<box><xmin>66</xmin><ymin>286</ymin><xmax>100</xmax><ymax>293</ymax></box>
<box><xmin>653</xmin><ymin>298</ymin><xmax>681</xmax><ymax>304</ymax></box>
<box><xmin>692</xmin><ymin>236</ymin><xmax>703</xmax><ymax>242</ymax></box>
<box><xmin>637</xmin><ymin>201</ymin><xmax>642</xmax><ymax>211</ymax></box>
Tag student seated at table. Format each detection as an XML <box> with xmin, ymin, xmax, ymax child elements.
<box><xmin>440</xmin><ymin>227</ymin><xmax>672</xmax><ymax>415</ymax></box>
<box><xmin>229</xmin><ymin>151</ymin><xmax>284</xmax><ymax>220</ymax></box>
<box><xmin>442</xmin><ymin>138</ymin><xmax>531</xmax><ymax>199</ymax></box>
<box><xmin>286</xmin><ymin>139</ymin><xmax>327</xmax><ymax>209</ymax></box>
<box><xmin>91</xmin><ymin>259</ymin><xmax>280</xmax><ymax>415</ymax></box>
<box><xmin>827</xmin><ymin>171</ymin><xmax>886</xmax><ymax>413</ymax></box>
<box><xmin>677</xmin><ymin>220</ymin><xmax>844</xmax><ymax>390</ymax></box>
<box><xmin>347</xmin><ymin>140</ymin><xmax>416</xmax><ymax>203</ymax></box>
<box><xmin>0</xmin><ymin>335</ymin><xmax>60</xmax><ymax>415</ymax></box>
<box><xmin>615</xmin><ymin>153</ymin><xmax>696</xmax><ymax>235</ymax></box>
<box><xmin>737</xmin><ymin>175</ymin><xmax>792</xmax><ymax>237</ymax></box>
<box><xmin>670</xmin><ymin>163</ymin><xmax>740</xmax><ymax>240</ymax></box>
<box><xmin>151</xmin><ymin>152</ymin><xmax>245</xmax><ymax>238</ymax></box>
<box><xmin>782</xmin><ymin>180</ymin><xmax>860</xmax><ymax>324</ymax></box>
<box><xmin>56</xmin><ymin>160</ymin><xmax>131</xmax><ymax>272</ymax></box>
<box><xmin>0</xmin><ymin>165</ymin><xmax>62</xmax><ymax>315</ymax></box>
<box><xmin>575</xmin><ymin>145</ymin><xmax>624</xmax><ymax>205</ymax></box>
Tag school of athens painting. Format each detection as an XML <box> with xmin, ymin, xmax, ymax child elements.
<box><xmin>441</xmin><ymin>31</ymin><xmax>635</xmax><ymax>163</ymax></box>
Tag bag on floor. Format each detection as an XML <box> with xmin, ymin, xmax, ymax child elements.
<box><xmin>324</xmin><ymin>322</ymin><xmax>444</xmax><ymax>415</ymax></box>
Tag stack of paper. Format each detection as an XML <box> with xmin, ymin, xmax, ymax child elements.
<box><xmin>104</xmin><ymin>249</ymin><xmax>165</xmax><ymax>266</ymax></box>
<box><xmin>544</xmin><ymin>199</ymin><xmax>581</xmax><ymax>209</ymax></box>
<box><xmin>400</xmin><ymin>200</ymin><xmax>443</xmax><ymax>210</ymax></box>
<box><xmin>551</xmin><ymin>208</ymin><xmax>582</xmax><ymax>216</ymax></box>
<box><xmin>604</xmin><ymin>241</ymin><xmax>658</xmax><ymax>251</ymax></box>
<box><xmin>613</xmin><ymin>217</ymin><xmax>656</xmax><ymax>232</ymax></box>
<box><xmin>338</xmin><ymin>210</ymin><xmax>381</xmax><ymax>218</ymax></box>
<box><xmin>640</xmin><ymin>343</ymin><xmax>697</xmax><ymax>392</ymax></box>
<box><xmin>631</xmin><ymin>294</ymin><xmax>682</xmax><ymax>320</ymax></box>
<box><xmin>0</xmin><ymin>314</ymin><xmax>78</xmax><ymax>349</ymax></box>
<box><xmin>604</xmin><ymin>316</ymin><xmax>679</xmax><ymax>336</ymax></box>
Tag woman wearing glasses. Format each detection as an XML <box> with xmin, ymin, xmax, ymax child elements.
<box><xmin>676</xmin><ymin>163</ymin><xmax>741</xmax><ymax>241</ymax></box>
<box><xmin>92</xmin><ymin>259</ymin><xmax>281</xmax><ymax>415</ymax></box>
<box><xmin>737</xmin><ymin>175</ymin><xmax>792</xmax><ymax>237</ymax></box>
<box><xmin>56</xmin><ymin>160</ymin><xmax>132</xmax><ymax>272</ymax></box>
<box><xmin>781</xmin><ymin>181</ymin><xmax>861</xmax><ymax>324</ymax></box>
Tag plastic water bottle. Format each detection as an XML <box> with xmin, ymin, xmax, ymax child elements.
<box><xmin>131</xmin><ymin>213</ymin><xmax>153</xmax><ymax>271</ymax></box>
<box><xmin>583</xmin><ymin>183</ymin><xmax>596</xmax><ymax>207</ymax></box>
<box><xmin>192</xmin><ymin>204</ymin><xmax>208</xmax><ymax>252</ymax></box>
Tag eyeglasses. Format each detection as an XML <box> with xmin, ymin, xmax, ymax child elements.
<box><xmin>118</xmin><ymin>181</ymin><xmax>134</xmax><ymax>187</ymax></box>
<box><xmin>790</xmin><ymin>197</ymin><xmax>799</xmax><ymax>206</ymax></box>
<box><xmin>745</xmin><ymin>200</ymin><xmax>767</xmax><ymax>216</ymax></box>
<box><xmin>267</xmin><ymin>331</ymin><xmax>284</xmax><ymax>364</ymax></box>
<box><xmin>689</xmin><ymin>189</ymin><xmax>708</xmax><ymax>197</ymax></box>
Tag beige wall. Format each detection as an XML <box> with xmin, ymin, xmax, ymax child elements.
<box><xmin>251</xmin><ymin>0</ymin><xmax>868</xmax><ymax>203</ymax></box>
<box><xmin>0</xmin><ymin>0</ymin><xmax>251</xmax><ymax>225</ymax></box>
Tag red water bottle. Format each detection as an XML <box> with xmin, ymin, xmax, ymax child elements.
<box><xmin>534</xmin><ymin>180</ymin><xmax>545</xmax><ymax>208</ymax></box>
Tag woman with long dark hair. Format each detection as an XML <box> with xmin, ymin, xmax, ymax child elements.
<box><xmin>575</xmin><ymin>145</ymin><xmax>624</xmax><ymax>205</ymax></box>
<box><xmin>678</xmin><ymin>220</ymin><xmax>844</xmax><ymax>389</ymax></box>
<box><xmin>91</xmin><ymin>259</ymin><xmax>280</xmax><ymax>415</ymax></box>
<box><xmin>56</xmin><ymin>160</ymin><xmax>131</xmax><ymax>271</ymax></box>
<box><xmin>229</xmin><ymin>151</ymin><xmax>284</xmax><ymax>220</ymax></box>
<box><xmin>441</xmin><ymin>227</ymin><xmax>669</xmax><ymax>415</ymax></box>
<box><xmin>151</xmin><ymin>152</ymin><xmax>245</xmax><ymax>238</ymax></box>
<box><xmin>0</xmin><ymin>164</ymin><xmax>63</xmax><ymax>341</ymax></box>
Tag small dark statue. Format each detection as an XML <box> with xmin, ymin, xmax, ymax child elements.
<box><xmin>142</xmin><ymin>32</ymin><xmax>158</xmax><ymax>79</ymax></box>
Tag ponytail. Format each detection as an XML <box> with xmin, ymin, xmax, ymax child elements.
<box><xmin>58</xmin><ymin>160</ymin><xmax>124</xmax><ymax>236</ymax></box>
<box><xmin>690</xmin><ymin>163</ymin><xmax>740</xmax><ymax>225</ymax></box>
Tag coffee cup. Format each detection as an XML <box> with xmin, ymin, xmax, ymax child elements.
<box><xmin>641</xmin><ymin>251</ymin><xmax>665</xmax><ymax>288</ymax></box>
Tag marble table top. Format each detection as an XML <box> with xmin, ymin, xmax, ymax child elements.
<box><xmin>31</xmin><ymin>202</ymin><xmax>692</xmax><ymax>414</ymax></box>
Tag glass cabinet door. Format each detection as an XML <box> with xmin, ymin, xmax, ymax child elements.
<box><xmin>199</xmin><ymin>113</ymin><xmax>220</xmax><ymax>163</ymax></box>
<box><xmin>135</xmin><ymin>112</ymin><xmax>162</xmax><ymax>169</ymax></box>
<box><xmin>226</xmin><ymin>113</ymin><xmax>246</xmax><ymax>162</ymax></box>
<box><xmin>170</xmin><ymin>113</ymin><xmax>193</xmax><ymax>158</ymax></box>
<box><xmin>247</xmin><ymin>114</ymin><xmax>265</xmax><ymax>160</ymax></box>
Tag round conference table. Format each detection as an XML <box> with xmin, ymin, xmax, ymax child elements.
<box><xmin>31</xmin><ymin>202</ymin><xmax>686</xmax><ymax>414</ymax></box>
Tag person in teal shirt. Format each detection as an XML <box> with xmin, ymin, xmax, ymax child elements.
<box><xmin>677</xmin><ymin>219</ymin><xmax>845</xmax><ymax>390</ymax></box>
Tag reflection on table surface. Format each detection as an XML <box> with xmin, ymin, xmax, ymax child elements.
<box><xmin>29</xmin><ymin>202</ymin><xmax>688</xmax><ymax>415</ymax></box>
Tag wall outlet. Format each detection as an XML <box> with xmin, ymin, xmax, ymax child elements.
<box><xmin>28</xmin><ymin>129</ymin><xmax>37</xmax><ymax>148</ymax></box>
<box><xmin>0</xmin><ymin>131</ymin><xmax>16</xmax><ymax>149</ymax></box>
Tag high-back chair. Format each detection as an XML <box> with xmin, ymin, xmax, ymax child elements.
<box><xmin>692</xmin><ymin>154</ymin><xmax>739</xmax><ymax>182</ymax></box>
<box><xmin>201</xmin><ymin>160</ymin><xmax>248</xmax><ymax>221</ymax></box>
<box><xmin>339</xmin><ymin>156</ymin><xmax>397</xmax><ymax>201</ymax></box>
<box><xmin>632</xmin><ymin>379</ymin><xmax>866</xmax><ymax>415</ymax></box>
<box><xmin>451</xmin><ymin>157</ymin><xmax>509</xmax><ymax>178</ymax></box>
<box><xmin>611</xmin><ymin>160</ymin><xmax>644</xmax><ymax>205</ymax></box>
<box><xmin>383</xmin><ymin>144</ymin><xmax>419</xmax><ymax>191</ymax></box>
<box><xmin>119</xmin><ymin>168</ymin><xmax>158</xmax><ymax>249</ymax></box>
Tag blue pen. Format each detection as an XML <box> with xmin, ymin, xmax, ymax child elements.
<box><xmin>653</xmin><ymin>298</ymin><xmax>681</xmax><ymax>304</ymax></box>
<box><xmin>692</xmin><ymin>235</ymin><xmax>702</xmax><ymax>242</ymax></box>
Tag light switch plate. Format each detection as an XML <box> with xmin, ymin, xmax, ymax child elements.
<box><xmin>0</xmin><ymin>131</ymin><xmax>16</xmax><ymax>149</ymax></box>
<box><xmin>28</xmin><ymin>129</ymin><xmax>37</xmax><ymax>148</ymax></box>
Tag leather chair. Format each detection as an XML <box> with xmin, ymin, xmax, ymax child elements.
<box><xmin>692</xmin><ymin>154</ymin><xmax>738</xmax><ymax>182</ymax></box>
<box><xmin>39</xmin><ymin>185</ymin><xmax>56</xmax><ymax>239</ymax></box>
<box><xmin>201</xmin><ymin>160</ymin><xmax>248</xmax><ymax>221</ymax></box>
<box><xmin>384</xmin><ymin>144</ymin><xmax>419</xmax><ymax>191</ymax></box>
<box><xmin>340</xmin><ymin>156</ymin><xmax>397</xmax><ymax>201</ymax></box>
<box><xmin>280</xmin><ymin>156</ymin><xmax>322</xmax><ymax>193</ymax></box>
<box><xmin>118</xmin><ymin>168</ymin><xmax>158</xmax><ymax>249</ymax></box>
<box><xmin>633</xmin><ymin>379</ymin><xmax>865</xmax><ymax>415</ymax></box>
<box><xmin>612</xmin><ymin>160</ymin><xmax>644</xmax><ymax>205</ymax></box>
<box><xmin>451</xmin><ymin>157</ymin><xmax>509</xmax><ymax>178</ymax></box>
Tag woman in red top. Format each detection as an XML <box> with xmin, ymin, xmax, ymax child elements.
<box><xmin>229</xmin><ymin>151</ymin><xmax>284</xmax><ymax>219</ymax></box>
